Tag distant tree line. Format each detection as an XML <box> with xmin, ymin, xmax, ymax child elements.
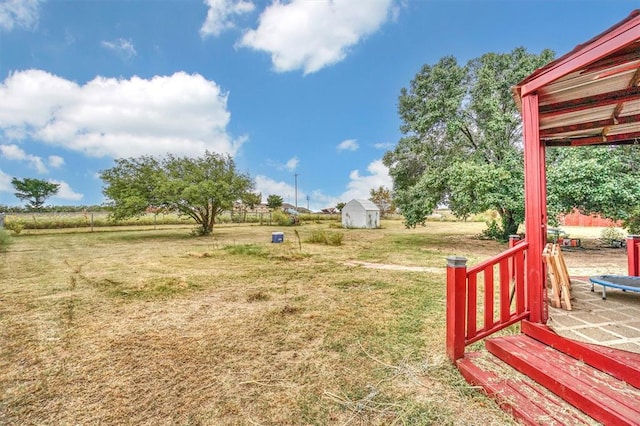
<box><xmin>0</xmin><ymin>204</ymin><xmax>111</xmax><ymax>213</ymax></box>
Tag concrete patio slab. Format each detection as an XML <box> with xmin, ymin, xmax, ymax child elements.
<box><xmin>547</xmin><ymin>278</ymin><xmax>640</xmax><ymax>354</ymax></box>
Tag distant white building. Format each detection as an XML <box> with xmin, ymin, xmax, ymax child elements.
<box><xmin>341</xmin><ymin>199</ymin><xmax>380</xmax><ymax>229</ymax></box>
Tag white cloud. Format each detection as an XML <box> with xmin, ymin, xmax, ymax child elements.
<box><xmin>285</xmin><ymin>156</ymin><xmax>299</xmax><ymax>172</ymax></box>
<box><xmin>0</xmin><ymin>169</ymin><xmax>11</xmax><ymax>192</ymax></box>
<box><xmin>200</xmin><ymin>0</ymin><xmax>255</xmax><ymax>37</ymax></box>
<box><xmin>0</xmin><ymin>70</ymin><xmax>243</xmax><ymax>159</ymax></box>
<box><xmin>255</xmin><ymin>175</ymin><xmax>305</xmax><ymax>205</ymax></box>
<box><xmin>374</xmin><ymin>142</ymin><xmax>394</xmax><ymax>150</ymax></box>
<box><xmin>101</xmin><ymin>38</ymin><xmax>137</xmax><ymax>59</ymax></box>
<box><xmin>48</xmin><ymin>155</ymin><xmax>64</xmax><ymax>168</ymax></box>
<box><xmin>339</xmin><ymin>159</ymin><xmax>392</xmax><ymax>201</ymax></box>
<box><xmin>50</xmin><ymin>180</ymin><xmax>83</xmax><ymax>201</ymax></box>
<box><xmin>240</xmin><ymin>0</ymin><xmax>396</xmax><ymax>74</ymax></box>
<box><xmin>266</xmin><ymin>156</ymin><xmax>299</xmax><ymax>172</ymax></box>
<box><xmin>0</xmin><ymin>143</ymin><xmax>47</xmax><ymax>173</ymax></box>
<box><xmin>256</xmin><ymin>158</ymin><xmax>391</xmax><ymax>211</ymax></box>
<box><xmin>337</xmin><ymin>139</ymin><xmax>358</xmax><ymax>152</ymax></box>
<box><xmin>0</xmin><ymin>0</ymin><xmax>41</xmax><ymax>32</ymax></box>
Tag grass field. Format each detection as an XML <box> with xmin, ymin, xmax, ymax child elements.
<box><xmin>0</xmin><ymin>220</ymin><xmax>627</xmax><ymax>425</ymax></box>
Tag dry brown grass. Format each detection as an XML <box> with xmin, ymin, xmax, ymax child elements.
<box><xmin>1</xmin><ymin>220</ymin><xmax>623</xmax><ymax>425</ymax></box>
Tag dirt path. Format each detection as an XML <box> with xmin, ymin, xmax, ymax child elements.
<box><xmin>344</xmin><ymin>260</ymin><xmax>442</xmax><ymax>273</ymax></box>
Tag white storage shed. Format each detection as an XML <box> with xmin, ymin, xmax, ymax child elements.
<box><xmin>341</xmin><ymin>199</ymin><xmax>380</xmax><ymax>229</ymax></box>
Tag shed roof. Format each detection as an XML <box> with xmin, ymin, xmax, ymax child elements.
<box><xmin>513</xmin><ymin>10</ymin><xmax>640</xmax><ymax>147</ymax></box>
<box><xmin>346</xmin><ymin>199</ymin><xmax>380</xmax><ymax>211</ymax></box>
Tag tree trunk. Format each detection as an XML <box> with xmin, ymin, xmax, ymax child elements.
<box><xmin>500</xmin><ymin>209</ymin><xmax>519</xmax><ymax>241</ymax></box>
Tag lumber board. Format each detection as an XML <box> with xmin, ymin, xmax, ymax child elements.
<box><xmin>487</xmin><ymin>335</ymin><xmax>640</xmax><ymax>426</ymax></box>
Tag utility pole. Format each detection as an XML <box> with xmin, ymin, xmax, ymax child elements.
<box><xmin>306</xmin><ymin>195</ymin><xmax>310</xmax><ymax>211</ymax></box>
<box><xmin>294</xmin><ymin>173</ymin><xmax>298</xmax><ymax>208</ymax></box>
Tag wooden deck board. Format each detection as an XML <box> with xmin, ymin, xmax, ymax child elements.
<box><xmin>458</xmin><ymin>352</ymin><xmax>598</xmax><ymax>425</ymax></box>
<box><xmin>486</xmin><ymin>335</ymin><xmax>640</xmax><ymax>426</ymax></box>
<box><xmin>522</xmin><ymin>320</ymin><xmax>640</xmax><ymax>389</ymax></box>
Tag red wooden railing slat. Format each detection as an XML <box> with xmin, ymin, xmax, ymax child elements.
<box><xmin>483</xmin><ymin>266</ymin><xmax>494</xmax><ymax>331</ymax></box>
<box><xmin>499</xmin><ymin>258</ymin><xmax>510</xmax><ymax>323</ymax></box>
<box><xmin>467</xmin><ymin>274</ymin><xmax>477</xmax><ymax>338</ymax></box>
<box><xmin>515</xmin><ymin>250</ymin><xmax>525</xmax><ymax>314</ymax></box>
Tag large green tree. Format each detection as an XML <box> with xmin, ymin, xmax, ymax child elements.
<box><xmin>384</xmin><ymin>48</ymin><xmax>555</xmax><ymax>239</ymax></box>
<box><xmin>547</xmin><ymin>145</ymin><xmax>640</xmax><ymax>223</ymax></box>
<box><xmin>101</xmin><ymin>152</ymin><xmax>254</xmax><ymax>235</ymax></box>
<box><xmin>11</xmin><ymin>177</ymin><xmax>60</xmax><ymax>210</ymax></box>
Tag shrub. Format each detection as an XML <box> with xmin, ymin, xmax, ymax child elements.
<box><xmin>272</xmin><ymin>210</ymin><xmax>294</xmax><ymax>226</ymax></box>
<box><xmin>326</xmin><ymin>232</ymin><xmax>344</xmax><ymax>246</ymax></box>
<box><xmin>0</xmin><ymin>229</ymin><xmax>12</xmax><ymax>252</ymax></box>
<box><xmin>306</xmin><ymin>230</ymin><xmax>343</xmax><ymax>246</ymax></box>
<box><xmin>307</xmin><ymin>230</ymin><xmax>327</xmax><ymax>244</ymax></box>
<box><xmin>623</xmin><ymin>208</ymin><xmax>640</xmax><ymax>235</ymax></box>
<box><xmin>600</xmin><ymin>226</ymin><xmax>626</xmax><ymax>247</ymax></box>
<box><xmin>479</xmin><ymin>219</ymin><xmax>504</xmax><ymax>241</ymax></box>
<box><xmin>4</xmin><ymin>220</ymin><xmax>23</xmax><ymax>235</ymax></box>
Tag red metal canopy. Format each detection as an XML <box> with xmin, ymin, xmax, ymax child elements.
<box><xmin>513</xmin><ymin>10</ymin><xmax>640</xmax><ymax>323</ymax></box>
<box><xmin>514</xmin><ymin>10</ymin><xmax>640</xmax><ymax>148</ymax></box>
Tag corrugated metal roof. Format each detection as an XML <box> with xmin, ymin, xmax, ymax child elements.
<box><xmin>514</xmin><ymin>10</ymin><xmax>640</xmax><ymax>148</ymax></box>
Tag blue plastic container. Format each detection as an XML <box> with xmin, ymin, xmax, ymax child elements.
<box><xmin>271</xmin><ymin>232</ymin><xmax>284</xmax><ymax>243</ymax></box>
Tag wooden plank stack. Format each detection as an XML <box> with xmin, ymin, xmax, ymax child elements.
<box><xmin>542</xmin><ymin>243</ymin><xmax>572</xmax><ymax>310</ymax></box>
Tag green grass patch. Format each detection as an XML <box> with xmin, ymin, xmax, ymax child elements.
<box><xmin>0</xmin><ymin>229</ymin><xmax>12</xmax><ymax>252</ymax></box>
<box><xmin>331</xmin><ymin>278</ymin><xmax>388</xmax><ymax>290</ymax></box>
<box><xmin>94</xmin><ymin>276</ymin><xmax>200</xmax><ymax>299</ymax></box>
<box><xmin>223</xmin><ymin>243</ymin><xmax>269</xmax><ymax>257</ymax></box>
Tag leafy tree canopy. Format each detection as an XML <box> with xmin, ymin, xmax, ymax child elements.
<box><xmin>369</xmin><ymin>186</ymin><xmax>395</xmax><ymax>217</ymax></box>
<box><xmin>266</xmin><ymin>194</ymin><xmax>284</xmax><ymax>210</ymax></box>
<box><xmin>384</xmin><ymin>47</ymin><xmax>555</xmax><ymax>239</ymax></box>
<box><xmin>240</xmin><ymin>192</ymin><xmax>262</xmax><ymax>211</ymax></box>
<box><xmin>100</xmin><ymin>152</ymin><xmax>254</xmax><ymax>235</ymax></box>
<box><xmin>547</xmin><ymin>145</ymin><xmax>640</xmax><ymax>223</ymax></box>
<box><xmin>336</xmin><ymin>202</ymin><xmax>346</xmax><ymax>212</ymax></box>
<box><xmin>11</xmin><ymin>177</ymin><xmax>60</xmax><ymax>211</ymax></box>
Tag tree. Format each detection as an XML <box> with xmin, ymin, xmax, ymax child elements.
<box><xmin>547</xmin><ymin>145</ymin><xmax>640</xmax><ymax>223</ymax></box>
<box><xmin>101</xmin><ymin>152</ymin><xmax>254</xmax><ymax>235</ymax></box>
<box><xmin>369</xmin><ymin>186</ymin><xmax>395</xmax><ymax>217</ymax></box>
<box><xmin>11</xmin><ymin>177</ymin><xmax>60</xmax><ymax>210</ymax></box>
<box><xmin>336</xmin><ymin>202</ymin><xmax>346</xmax><ymax>212</ymax></box>
<box><xmin>384</xmin><ymin>48</ymin><xmax>555</xmax><ymax>240</ymax></box>
<box><xmin>266</xmin><ymin>194</ymin><xmax>283</xmax><ymax>211</ymax></box>
<box><xmin>242</xmin><ymin>192</ymin><xmax>262</xmax><ymax>211</ymax></box>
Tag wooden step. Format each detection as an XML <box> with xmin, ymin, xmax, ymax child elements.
<box><xmin>522</xmin><ymin>320</ymin><xmax>640</xmax><ymax>389</ymax></box>
<box><xmin>457</xmin><ymin>352</ymin><xmax>598</xmax><ymax>425</ymax></box>
<box><xmin>486</xmin><ymin>334</ymin><xmax>640</xmax><ymax>426</ymax></box>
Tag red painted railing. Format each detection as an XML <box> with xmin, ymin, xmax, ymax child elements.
<box><xmin>446</xmin><ymin>237</ymin><xmax>529</xmax><ymax>362</ymax></box>
<box><xmin>628</xmin><ymin>235</ymin><xmax>640</xmax><ymax>277</ymax></box>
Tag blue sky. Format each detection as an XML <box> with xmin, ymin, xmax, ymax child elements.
<box><xmin>1</xmin><ymin>0</ymin><xmax>638</xmax><ymax>211</ymax></box>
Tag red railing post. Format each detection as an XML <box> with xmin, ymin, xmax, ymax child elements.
<box><xmin>628</xmin><ymin>235</ymin><xmax>640</xmax><ymax>277</ymax></box>
<box><xmin>446</xmin><ymin>256</ymin><xmax>467</xmax><ymax>362</ymax></box>
<box><xmin>523</xmin><ymin>93</ymin><xmax>547</xmax><ymax>324</ymax></box>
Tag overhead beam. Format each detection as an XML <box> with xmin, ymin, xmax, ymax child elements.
<box><xmin>581</xmin><ymin>46</ymin><xmax>640</xmax><ymax>74</ymax></box>
<box><xmin>539</xmin><ymin>86</ymin><xmax>640</xmax><ymax>117</ymax></box>
<box><xmin>544</xmin><ymin>130</ymin><xmax>640</xmax><ymax>147</ymax></box>
<box><xmin>601</xmin><ymin>67</ymin><xmax>640</xmax><ymax>138</ymax></box>
<box><xmin>540</xmin><ymin>113</ymin><xmax>640</xmax><ymax>136</ymax></box>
